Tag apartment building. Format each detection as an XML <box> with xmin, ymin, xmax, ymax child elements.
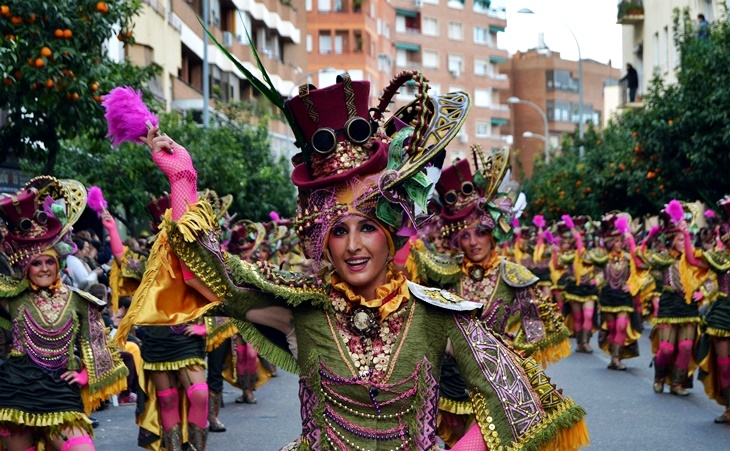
<box><xmin>304</xmin><ymin>0</ymin><xmax>396</xmax><ymax>106</ymax></box>
<box><xmin>386</xmin><ymin>0</ymin><xmax>509</xmax><ymax>165</ymax></box>
<box><xmin>127</xmin><ymin>0</ymin><xmax>306</xmax><ymax>160</ymax></box>
<box><xmin>617</xmin><ymin>0</ymin><xmax>719</xmax><ymax>106</ymax></box>
<box><xmin>500</xmin><ymin>48</ymin><xmax>620</xmax><ymax>179</ymax></box>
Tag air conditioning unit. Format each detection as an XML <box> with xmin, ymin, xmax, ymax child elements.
<box><xmin>222</xmin><ymin>31</ymin><xmax>233</xmax><ymax>48</ymax></box>
<box><xmin>414</xmin><ymin>0</ymin><xmax>423</xmax><ymax>8</ymax></box>
<box><xmin>459</xmin><ymin>132</ymin><xmax>468</xmax><ymax>144</ymax></box>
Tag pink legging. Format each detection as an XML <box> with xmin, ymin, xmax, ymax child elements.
<box><xmin>186</xmin><ymin>382</ymin><xmax>209</xmax><ymax>428</ymax></box>
<box><xmin>581</xmin><ymin>309</ymin><xmax>594</xmax><ymax>333</ymax></box>
<box><xmin>450</xmin><ymin>422</ymin><xmax>487</xmax><ymax>451</ymax></box>
<box><xmin>236</xmin><ymin>344</ymin><xmax>258</xmax><ymax>376</ymax></box>
<box><xmin>157</xmin><ymin>387</ymin><xmax>181</xmax><ymax>430</ymax></box>
<box><xmin>606</xmin><ymin>320</ymin><xmax>616</xmax><ymax>343</ymax></box>
<box><xmin>718</xmin><ymin>357</ymin><xmax>730</xmax><ymax>390</ymax></box>
<box><xmin>572</xmin><ymin>310</ymin><xmax>584</xmax><ymax>333</ymax></box>
<box><xmin>61</xmin><ymin>435</ymin><xmax>94</xmax><ymax>451</ymax></box>
<box><xmin>613</xmin><ymin>317</ymin><xmax>629</xmax><ymax>346</ymax></box>
<box><xmin>675</xmin><ymin>339</ymin><xmax>694</xmax><ymax>370</ymax></box>
<box><xmin>655</xmin><ymin>342</ymin><xmax>675</xmax><ymax>368</ymax></box>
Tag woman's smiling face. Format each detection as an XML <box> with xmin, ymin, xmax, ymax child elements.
<box><xmin>28</xmin><ymin>255</ymin><xmax>58</xmax><ymax>288</ymax></box>
<box><xmin>328</xmin><ymin>216</ymin><xmax>390</xmax><ymax>300</ymax></box>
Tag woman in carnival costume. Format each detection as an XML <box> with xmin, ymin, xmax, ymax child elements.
<box><xmin>645</xmin><ymin>200</ymin><xmax>710</xmax><ymax>396</ymax></box>
<box><xmin>553</xmin><ymin>216</ymin><xmax>600</xmax><ymax>353</ymax></box>
<box><xmin>408</xmin><ymin>149</ymin><xmax>571</xmax><ymax>447</ymax></box>
<box><xmin>593</xmin><ymin>213</ymin><xmax>644</xmax><ymax>371</ymax></box>
<box><xmin>513</xmin><ymin>216</ymin><xmax>555</xmax><ymax>300</ymax></box>
<box><xmin>0</xmin><ymin>177</ymin><xmax>127</xmax><ymax>451</ymax></box>
<box><xmin>688</xmin><ymin>196</ymin><xmax>730</xmax><ymax>422</ymax></box>
<box><xmin>102</xmin><ymin>189</ymin><xmax>236</xmax><ymax>450</ymax></box>
<box><xmin>113</xmin><ymin>63</ymin><xmax>589</xmax><ymax>450</ymax></box>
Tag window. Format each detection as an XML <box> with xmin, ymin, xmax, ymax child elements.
<box><xmin>429</xmin><ymin>83</ymin><xmax>441</xmax><ymax>96</ymax></box>
<box><xmin>318</xmin><ymin>0</ymin><xmax>330</xmax><ymax>12</ymax></box>
<box><xmin>475</xmin><ymin>121</ymin><xmax>490</xmax><ymax>137</ymax></box>
<box><xmin>396</xmin><ymin>49</ymin><xmax>407</xmax><ymax>67</ymax></box>
<box><xmin>423</xmin><ymin>50</ymin><xmax>439</xmax><ymax>68</ymax></box>
<box><xmin>334</xmin><ymin>34</ymin><xmax>343</xmax><ymax>54</ymax></box>
<box><xmin>319</xmin><ymin>33</ymin><xmax>332</xmax><ymax>54</ymax></box>
<box><xmin>474</xmin><ymin>58</ymin><xmax>487</xmax><ymax>76</ymax></box>
<box><xmin>545</xmin><ymin>70</ymin><xmax>578</xmax><ymax>92</ymax></box>
<box><xmin>422</xmin><ymin>17</ymin><xmax>438</xmax><ymax>36</ymax></box>
<box><xmin>473</xmin><ymin>0</ymin><xmax>489</xmax><ymax>13</ymax></box>
<box><xmin>306</xmin><ymin>34</ymin><xmax>312</xmax><ymax>53</ymax></box>
<box><xmin>334</xmin><ymin>0</ymin><xmax>343</xmax><ymax>12</ymax></box>
<box><xmin>663</xmin><ymin>26</ymin><xmax>669</xmax><ymax>72</ymax></box>
<box><xmin>474</xmin><ymin>88</ymin><xmax>491</xmax><ymax>107</ymax></box>
<box><xmin>653</xmin><ymin>32</ymin><xmax>659</xmax><ymax>68</ymax></box>
<box><xmin>423</xmin><ymin>0</ymin><xmax>438</xmax><ymax>4</ymax></box>
<box><xmin>448</xmin><ymin>22</ymin><xmax>463</xmax><ymax>40</ymax></box>
<box><xmin>306</xmin><ymin>0</ymin><xmax>312</xmax><ymax>11</ymax></box>
<box><xmin>447</xmin><ymin>0</ymin><xmax>464</xmax><ymax>9</ymax></box>
<box><xmin>395</xmin><ymin>15</ymin><xmax>406</xmax><ymax>33</ymax></box>
<box><xmin>447</xmin><ymin>54</ymin><xmax>463</xmax><ymax>74</ymax></box>
<box><xmin>473</xmin><ymin>26</ymin><xmax>488</xmax><ymax>44</ymax></box>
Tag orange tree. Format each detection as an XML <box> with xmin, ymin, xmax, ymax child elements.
<box><xmin>0</xmin><ymin>0</ymin><xmax>157</xmax><ymax>173</ymax></box>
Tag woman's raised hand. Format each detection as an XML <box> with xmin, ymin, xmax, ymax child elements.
<box><xmin>140</xmin><ymin>126</ymin><xmax>195</xmax><ymax>181</ymax></box>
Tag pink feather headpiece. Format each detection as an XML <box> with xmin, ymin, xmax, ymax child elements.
<box><xmin>543</xmin><ymin>230</ymin><xmax>556</xmax><ymax>245</ymax></box>
<box><xmin>561</xmin><ymin>214</ymin><xmax>575</xmax><ymax>229</ymax></box>
<box><xmin>532</xmin><ymin>215</ymin><xmax>545</xmax><ymax>229</ymax></box>
<box><xmin>87</xmin><ymin>186</ymin><xmax>108</xmax><ymax>218</ymax></box>
<box><xmin>102</xmin><ymin>86</ymin><xmax>159</xmax><ymax>147</ymax></box>
<box><xmin>615</xmin><ymin>216</ymin><xmax>629</xmax><ymax>234</ymax></box>
<box><xmin>511</xmin><ymin>217</ymin><xmax>520</xmax><ymax>228</ymax></box>
<box><xmin>647</xmin><ymin>225</ymin><xmax>660</xmax><ymax>238</ymax></box>
<box><xmin>269</xmin><ymin>211</ymin><xmax>281</xmax><ymax>222</ymax></box>
<box><xmin>665</xmin><ymin>200</ymin><xmax>684</xmax><ymax>224</ymax></box>
<box><xmin>705</xmin><ymin>209</ymin><xmax>716</xmax><ymax>219</ymax></box>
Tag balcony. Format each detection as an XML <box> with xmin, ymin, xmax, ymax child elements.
<box><xmin>617</xmin><ymin>0</ymin><xmax>644</xmax><ymax>25</ymax></box>
<box><xmin>617</xmin><ymin>78</ymin><xmax>645</xmax><ymax>109</ymax></box>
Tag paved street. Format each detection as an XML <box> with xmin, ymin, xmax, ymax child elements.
<box><xmin>93</xmin><ymin>328</ymin><xmax>729</xmax><ymax>450</ymax></box>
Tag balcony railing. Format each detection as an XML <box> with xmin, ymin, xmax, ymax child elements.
<box><xmin>617</xmin><ymin>0</ymin><xmax>644</xmax><ymax>25</ymax></box>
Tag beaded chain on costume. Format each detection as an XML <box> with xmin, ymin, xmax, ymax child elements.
<box><xmin>85</xmin><ymin>303</ymin><xmax>115</xmax><ymax>377</ymax></box>
<box><xmin>329</xmin><ymin>289</ymin><xmax>408</xmax><ymax>384</ymax></box>
<box><xmin>18</xmin><ymin>306</ymin><xmax>74</xmax><ymax>371</ymax></box>
<box><xmin>28</xmin><ymin>284</ymin><xmax>71</xmax><ymax>325</ymax></box>
<box><xmin>665</xmin><ymin>261</ymin><xmax>685</xmax><ymax>296</ymax></box>
<box><xmin>605</xmin><ymin>252</ymin><xmax>630</xmax><ymax>290</ymax></box>
<box><xmin>459</xmin><ymin>269</ymin><xmax>498</xmax><ymax>307</ymax></box>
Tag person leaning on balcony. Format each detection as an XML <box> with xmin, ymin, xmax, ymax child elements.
<box><xmin>621</xmin><ymin>63</ymin><xmax>639</xmax><ymax>102</ymax></box>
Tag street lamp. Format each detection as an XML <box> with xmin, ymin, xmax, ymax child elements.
<box><xmin>507</xmin><ymin>96</ymin><xmax>549</xmax><ymax>163</ymax></box>
<box><xmin>517</xmin><ymin>8</ymin><xmax>584</xmax><ymax>157</ymax></box>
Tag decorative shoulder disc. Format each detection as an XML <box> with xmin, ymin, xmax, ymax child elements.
<box><xmin>69</xmin><ymin>286</ymin><xmax>106</xmax><ymax>307</ymax></box>
<box><xmin>407</xmin><ymin>281</ymin><xmax>482</xmax><ymax>311</ymax></box>
<box><xmin>412</xmin><ymin>246</ymin><xmax>463</xmax><ymax>286</ymax></box>
<box><xmin>588</xmin><ymin>248</ymin><xmax>609</xmax><ymax>265</ymax></box>
<box><xmin>499</xmin><ymin>260</ymin><xmax>538</xmax><ymax>288</ymax></box>
<box><xmin>703</xmin><ymin>250</ymin><xmax>730</xmax><ymax>273</ymax></box>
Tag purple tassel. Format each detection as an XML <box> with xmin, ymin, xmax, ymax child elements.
<box><xmin>102</xmin><ymin>86</ymin><xmax>158</xmax><ymax>146</ymax></box>
<box><xmin>87</xmin><ymin>186</ymin><xmax>107</xmax><ymax>218</ymax></box>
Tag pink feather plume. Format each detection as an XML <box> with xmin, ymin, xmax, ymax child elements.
<box><xmin>269</xmin><ymin>211</ymin><xmax>280</xmax><ymax>222</ymax></box>
<box><xmin>511</xmin><ymin>218</ymin><xmax>520</xmax><ymax>228</ymax></box>
<box><xmin>615</xmin><ymin>216</ymin><xmax>629</xmax><ymax>234</ymax></box>
<box><xmin>705</xmin><ymin>209</ymin><xmax>716</xmax><ymax>219</ymax></box>
<box><xmin>648</xmin><ymin>225</ymin><xmax>660</xmax><ymax>238</ymax></box>
<box><xmin>665</xmin><ymin>200</ymin><xmax>684</xmax><ymax>224</ymax></box>
<box><xmin>87</xmin><ymin>186</ymin><xmax>107</xmax><ymax>218</ymax></box>
<box><xmin>543</xmin><ymin>230</ymin><xmax>556</xmax><ymax>245</ymax></box>
<box><xmin>102</xmin><ymin>86</ymin><xmax>159</xmax><ymax>147</ymax></box>
<box><xmin>532</xmin><ymin>215</ymin><xmax>545</xmax><ymax>229</ymax></box>
<box><xmin>561</xmin><ymin>214</ymin><xmax>574</xmax><ymax>229</ymax></box>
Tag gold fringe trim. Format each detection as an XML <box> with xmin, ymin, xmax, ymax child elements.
<box><xmin>81</xmin><ymin>378</ymin><xmax>127</xmax><ymax>415</ymax></box>
<box><xmin>598</xmin><ymin>305</ymin><xmax>634</xmax><ymax>314</ymax></box>
<box><xmin>650</xmin><ymin>316</ymin><xmax>702</xmax><ymax>326</ymax></box>
<box><xmin>206</xmin><ymin>322</ymin><xmax>238</xmax><ymax>352</ymax></box>
<box><xmin>530</xmin><ymin>339</ymin><xmax>572</xmax><ymax>368</ymax></box>
<box><xmin>143</xmin><ymin>357</ymin><xmax>206</xmax><ymax>372</ymax></box>
<box><xmin>563</xmin><ymin>292</ymin><xmax>598</xmax><ymax>303</ymax></box>
<box><xmin>175</xmin><ymin>201</ymin><xmax>216</xmax><ymax>243</ymax></box>
<box><xmin>438</xmin><ymin>397</ymin><xmax>474</xmax><ymax>415</ymax></box>
<box><xmin>705</xmin><ymin>327</ymin><xmax>730</xmax><ymax>338</ymax></box>
<box><xmin>543</xmin><ymin>418</ymin><xmax>590</xmax><ymax>451</ymax></box>
<box><xmin>0</xmin><ymin>409</ymin><xmax>92</xmax><ymax>435</ymax></box>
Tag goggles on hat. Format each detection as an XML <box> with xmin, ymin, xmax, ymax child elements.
<box><xmin>443</xmin><ymin>181</ymin><xmax>475</xmax><ymax>206</ymax></box>
<box><xmin>18</xmin><ymin>210</ymin><xmax>48</xmax><ymax>232</ymax></box>
<box><xmin>308</xmin><ymin>116</ymin><xmax>378</xmax><ymax>155</ymax></box>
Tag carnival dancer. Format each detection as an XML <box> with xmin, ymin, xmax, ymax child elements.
<box><xmin>409</xmin><ymin>150</ymin><xmax>570</xmax><ymax>447</ymax></box>
<box><xmin>648</xmin><ymin>200</ymin><xmax>708</xmax><ymax>396</ymax></box>
<box><xmin>113</xmin><ymin>67</ymin><xmax>589</xmax><ymax>450</ymax></box>
<box><xmin>594</xmin><ymin>213</ymin><xmax>643</xmax><ymax>370</ymax></box>
<box><xmin>691</xmin><ymin>197</ymin><xmax>730</xmax><ymax>422</ymax></box>
<box><xmin>0</xmin><ymin>177</ymin><xmax>127</xmax><ymax>451</ymax></box>
<box><xmin>555</xmin><ymin>215</ymin><xmax>600</xmax><ymax>353</ymax></box>
<box><xmin>515</xmin><ymin>215</ymin><xmax>554</xmax><ymax>300</ymax></box>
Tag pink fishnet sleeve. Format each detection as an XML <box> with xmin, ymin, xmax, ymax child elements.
<box><xmin>152</xmin><ymin>146</ymin><xmax>198</xmax><ymax>220</ymax></box>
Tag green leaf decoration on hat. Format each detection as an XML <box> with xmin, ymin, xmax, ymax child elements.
<box><xmin>376</xmin><ymin>127</ymin><xmax>432</xmax><ymax>229</ymax></box>
<box><xmin>51</xmin><ymin>202</ymin><xmax>67</xmax><ymax>227</ymax></box>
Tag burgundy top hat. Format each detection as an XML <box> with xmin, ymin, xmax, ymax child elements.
<box><xmin>146</xmin><ymin>195</ymin><xmax>171</xmax><ymax>234</ymax></box>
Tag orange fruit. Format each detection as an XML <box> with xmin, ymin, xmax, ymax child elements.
<box><xmin>0</xmin><ymin>6</ymin><xmax>10</xmax><ymax>17</ymax></box>
<box><xmin>63</xmin><ymin>29</ymin><xmax>72</xmax><ymax>39</ymax></box>
<box><xmin>92</xmin><ymin>95</ymin><xmax>102</xmax><ymax>102</ymax></box>
<box><xmin>96</xmin><ymin>2</ymin><xmax>109</xmax><ymax>13</ymax></box>
<box><xmin>35</xmin><ymin>58</ymin><xmax>44</xmax><ymax>68</ymax></box>
<box><xmin>41</xmin><ymin>46</ymin><xmax>52</xmax><ymax>57</ymax></box>
<box><xmin>45</xmin><ymin>78</ymin><xmax>54</xmax><ymax>88</ymax></box>
<box><xmin>71</xmin><ymin>92</ymin><xmax>79</xmax><ymax>101</ymax></box>
<box><xmin>90</xmin><ymin>82</ymin><xmax>99</xmax><ymax>92</ymax></box>
<box><xmin>27</xmin><ymin>13</ymin><xmax>35</xmax><ymax>23</ymax></box>
<box><xmin>11</xmin><ymin>15</ymin><xmax>22</xmax><ymax>24</ymax></box>
<box><xmin>125</xmin><ymin>31</ymin><xmax>133</xmax><ymax>38</ymax></box>
<box><xmin>54</xmin><ymin>28</ymin><xmax>64</xmax><ymax>38</ymax></box>
<box><xmin>2</xmin><ymin>78</ymin><xmax>12</xmax><ymax>86</ymax></box>
<box><xmin>13</xmin><ymin>70</ymin><xmax>21</xmax><ymax>79</ymax></box>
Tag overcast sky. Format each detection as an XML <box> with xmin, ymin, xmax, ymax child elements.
<box><xmin>497</xmin><ymin>0</ymin><xmax>624</xmax><ymax>68</ymax></box>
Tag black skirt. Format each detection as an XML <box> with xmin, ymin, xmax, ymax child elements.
<box><xmin>657</xmin><ymin>291</ymin><xmax>699</xmax><ymax>319</ymax></box>
<box><xmin>704</xmin><ymin>295</ymin><xmax>730</xmax><ymax>334</ymax></box>
<box><xmin>599</xmin><ymin>287</ymin><xmax>634</xmax><ymax>309</ymax></box>
<box><xmin>530</xmin><ymin>267</ymin><xmax>551</xmax><ymax>283</ymax></box>
<box><xmin>138</xmin><ymin>325</ymin><xmax>205</xmax><ymax>364</ymax></box>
